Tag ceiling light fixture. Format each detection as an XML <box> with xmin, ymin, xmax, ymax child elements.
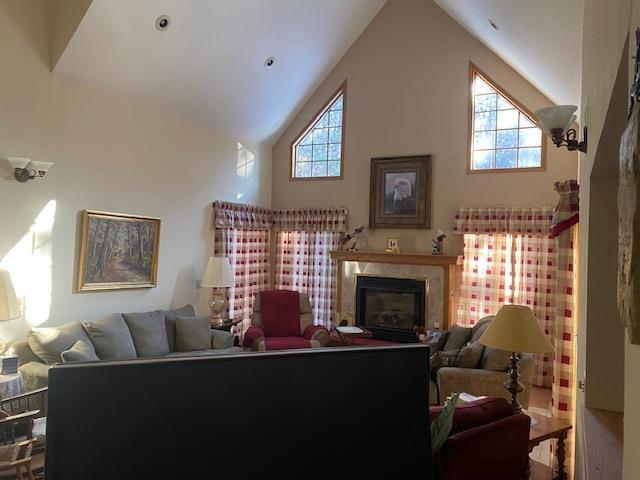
<box><xmin>264</xmin><ymin>57</ymin><xmax>276</xmax><ymax>68</ymax></box>
<box><xmin>6</xmin><ymin>157</ymin><xmax>54</xmax><ymax>183</ymax></box>
<box><xmin>534</xmin><ymin>105</ymin><xmax>587</xmax><ymax>153</ymax></box>
<box><xmin>155</xmin><ymin>15</ymin><xmax>170</xmax><ymax>31</ymax></box>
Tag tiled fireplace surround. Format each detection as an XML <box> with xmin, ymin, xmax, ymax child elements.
<box><xmin>330</xmin><ymin>251</ymin><xmax>462</xmax><ymax>331</ymax></box>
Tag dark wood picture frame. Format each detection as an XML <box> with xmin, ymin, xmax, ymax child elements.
<box><xmin>369</xmin><ymin>155</ymin><xmax>432</xmax><ymax>229</ymax></box>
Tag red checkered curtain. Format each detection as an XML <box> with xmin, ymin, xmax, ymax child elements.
<box><xmin>454</xmin><ymin>205</ymin><xmax>557</xmax><ymax>388</ymax></box>
<box><xmin>273</xmin><ymin>207</ymin><xmax>347</xmax><ymax>328</ymax></box>
<box><xmin>213</xmin><ymin>201</ymin><xmax>271</xmax><ymax>331</ymax></box>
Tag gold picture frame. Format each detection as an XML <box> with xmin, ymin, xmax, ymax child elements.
<box><xmin>385</xmin><ymin>237</ymin><xmax>400</xmax><ymax>254</ymax></box>
<box><xmin>76</xmin><ymin>210</ymin><xmax>161</xmax><ymax>292</ymax></box>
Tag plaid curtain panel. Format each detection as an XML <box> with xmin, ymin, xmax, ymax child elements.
<box><xmin>275</xmin><ymin>231</ymin><xmax>340</xmax><ymax>328</ymax></box>
<box><xmin>458</xmin><ymin>233</ymin><xmax>556</xmax><ymax>388</ymax></box>
<box><xmin>452</xmin><ymin>205</ymin><xmax>554</xmax><ymax>235</ymax></box>
<box><xmin>551</xmin><ymin>180</ymin><xmax>579</xmax><ymax>237</ymax></box>
<box><xmin>214</xmin><ymin>228</ymin><xmax>270</xmax><ymax>332</ymax></box>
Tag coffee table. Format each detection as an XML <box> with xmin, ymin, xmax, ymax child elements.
<box><xmin>334</xmin><ymin>327</ymin><xmax>373</xmax><ymax>345</ymax></box>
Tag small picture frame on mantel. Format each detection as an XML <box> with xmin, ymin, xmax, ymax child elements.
<box><xmin>385</xmin><ymin>237</ymin><xmax>400</xmax><ymax>254</ymax></box>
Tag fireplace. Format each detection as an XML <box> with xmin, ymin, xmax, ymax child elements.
<box><xmin>355</xmin><ymin>275</ymin><xmax>426</xmax><ymax>343</ymax></box>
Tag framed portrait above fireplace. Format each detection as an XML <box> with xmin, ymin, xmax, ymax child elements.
<box><xmin>369</xmin><ymin>154</ymin><xmax>432</xmax><ymax>229</ymax></box>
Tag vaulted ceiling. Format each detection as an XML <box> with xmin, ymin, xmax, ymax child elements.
<box><xmin>435</xmin><ymin>0</ymin><xmax>583</xmax><ymax>109</ymax></box>
<box><xmin>54</xmin><ymin>0</ymin><xmax>387</xmax><ymax>144</ymax></box>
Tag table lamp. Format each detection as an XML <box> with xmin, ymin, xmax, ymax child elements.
<box><xmin>201</xmin><ymin>257</ymin><xmax>234</xmax><ymax>327</ymax></box>
<box><xmin>0</xmin><ymin>270</ymin><xmax>20</xmax><ymax>354</ymax></box>
<box><xmin>479</xmin><ymin>304</ymin><xmax>554</xmax><ymax>413</ymax></box>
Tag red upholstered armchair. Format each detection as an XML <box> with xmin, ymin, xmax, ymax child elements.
<box><xmin>429</xmin><ymin>397</ymin><xmax>531</xmax><ymax>480</ymax></box>
<box><xmin>242</xmin><ymin>290</ymin><xmax>330</xmax><ymax>351</ymax></box>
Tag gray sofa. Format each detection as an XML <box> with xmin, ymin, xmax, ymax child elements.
<box><xmin>428</xmin><ymin>315</ymin><xmax>535</xmax><ymax>408</ymax></box>
<box><xmin>13</xmin><ymin>304</ymin><xmax>242</xmax><ymax>391</ymax></box>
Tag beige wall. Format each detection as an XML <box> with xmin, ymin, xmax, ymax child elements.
<box><xmin>271</xmin><ymin>0</ymin><xmax>578</xmax><ymax>255</ymax></box>
<box><xmin>0</xmin><ymin>0</ymin><xmax>271</xmax><ymax>340</ymax></box>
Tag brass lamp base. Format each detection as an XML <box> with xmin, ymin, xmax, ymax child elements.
<box><xmin>209</xmin><ymin>288</ymin><xmax>227</xmax><ymax>327</ymax></box>
<box><xmin>504</xmin><ymin>351</ymin><xmax>525</xmax><ymax>413</ymax></box>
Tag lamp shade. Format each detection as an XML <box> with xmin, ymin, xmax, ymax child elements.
<box><xmin>0</xmin><ymin>270</ymin><xmax>20</xmax><ymax>321</ymax></box>
<box><xmin>534</xmin><ymin>105</ymin><xmax>577</xmax><ymax>136</ymax></box>
<box><xmin>479</xmin><ymin>305</ymin><xmax>554</xmax><ymax>354</ymax></box>
<box><xmin>201</xmin><ymin>257</ymin><xmax>234</xmax><ymax>288</ymax></box>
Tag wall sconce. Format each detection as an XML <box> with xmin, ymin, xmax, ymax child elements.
<box><xmin>534</xmin><ymin>105</ymin><xmax>587</xmax><ymax>153</ymax></box>
<box><xmin>7</xmin><ymin>157</ymin><xmax>54</xmax><ymax>183</ymax></box>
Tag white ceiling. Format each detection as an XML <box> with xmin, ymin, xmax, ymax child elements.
<box><xmin>435</xmin><ymin>0</ymin><xmax>583</xmax><ymax>109</ymax></box>
<box><xmin>55</xmin><ymin>0</ymin><xmax>387</xmax><ymax>144</ymax></box>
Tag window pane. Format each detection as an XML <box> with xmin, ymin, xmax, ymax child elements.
<box><xmin>328</xmin><ymin>161</ymin><xmax>341</xmax><ymax>176</ymax></box>
<box><xmin>474</xmin><ymin>131</ymin><xmax>495</xmax><ymax>150</ymax></box>
<box><xmin>312</xmin><ymin>127</ymin><xmax>328</xmax><ymax>144</ymax></box>
<box><xmin>496</xmin><ymin>129</ymin><xmax>518</xmax><ymax>148</ymax></box>
<box><xmin>473</xmin><ymin>150</ymin><xmax>494</xmax><ymax>169</ymax></box>
<box><xmin>328</xmin><ymin>144</ymin><xmax>341</xmax><ymax>161</ymax></box>
<box><xmin>497</xmin><ymin>95</ymin><xmax>513</xmax><ymax>110</ymax></box>
<box><xmin>518</xmin><ymin>148</ymin><xmax>542</xmax><ymax>167</ymax></box>
<box><xmin>329</xmin><ymin>110</ymin><xmax>342</xmax><ymax>127</ymax></box>
<box><xmin>332</xmin><ymin>95</ymin><xmax>344</xmax><ymax>110</ymax></box>
<box><xmin>519</xmin><ymin>128</ymin><xmax>542</xmax><ymax>147</ymax></box>
<box><xmin>474</xmin><ymin>111</ymin><xmax>496</xmax><ymax>131</ymax></box>
<box><xmin>312</xmin><ymin>144</ymin><xmax>327</xmax><ymax>161</ymax></box>
<box><xmin>474</xmin><ymin>76</ymin><xmax>494</xmax><ymax>95</ymax></box>
<box><xmin>296</xmin><ymin>145</ymin><xmax>312</xmax><ymax>162</ymax></box>
<box><xmin>496</xmin><ymin>109</ymin><xmax>518</xmax><ymax>129</ymax></box>
<box><xmin>299</xmin><ymin>132</ymin><xmax>313</xmax><ymax>145</ymax></box>
<box><xmin>296</xmin><ymin>162</ymin><xmax>311</xmax><ymax>177</ymax></box>
<box><xmin>475</xmin><ymin>94</ymin><xmax>497</xmax><ymax>112</ymax></box>
<box><xmin>495</xmin><ymin>149</ymin><xmax>518</xmax><ymax>169</ymax></box>
<box><xmin>328</xmin><ymin>127</ymin><xmax>342</xmax><ymax>144</ymax></box>
<box><xmin>312</xmin><ymin>162</ymin><xmax>327</xmax><ymax>177</ymax></box>
<box><xmin>519</xmin><ymin>113</ymin><xmax>536</xmax><ymax>128</ymax></box>
<box><xmin>317</xmin><ymin>112</ymin><xmax>329</xmax><ymax>129</ymax></box>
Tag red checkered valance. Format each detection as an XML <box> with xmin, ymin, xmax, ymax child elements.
<box><xmin>213</xmin><ymin>201</ymin><xmax>272</xmax><ymax>230</ymax></box>
<box><xmin>271</xmin><ymin>207</ymin><xmax>348</xmax><ymax>232</ymax></box>
<box><xmin>452</xmin><ymin>205</ymin><xmax>554</xmax><ymax>235</ymax></box>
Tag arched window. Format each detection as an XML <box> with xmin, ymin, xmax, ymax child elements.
<box><xmin>469</xmin><ymin>65</ymin><xmax>545</xmax><ymax>172</ymax></box>
<box><xmin>291</xmin><ymin>82</ymin><xmax>346</xmax><ymax>179</ymax></box>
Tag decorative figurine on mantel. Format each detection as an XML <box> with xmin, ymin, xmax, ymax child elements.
<box><xmin>432</xmin><ymin>229</ymin><xmax>446</xmax><ymax>255</ymax></box>
<box><xmin>341</xmin><ymin>225</ymin><xmax>365</xmax><ymax>251</ymax></box>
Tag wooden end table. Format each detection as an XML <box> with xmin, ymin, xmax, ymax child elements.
<box><xmin>211</xmin><ymin>318</ymin><xmax>242</xmax><ymax>346</ymax></box>
<box><xmin>526</xmin><ymin>410</ymin><xmax>572</xmax><ymax>480</ymax></box>
<box><xmin>335</xmin><ymin>327</ymin><xmax>373</xmax><ymax>345</ymax></box>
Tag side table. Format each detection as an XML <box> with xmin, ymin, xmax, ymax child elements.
<box><xmin>526</xmin><ymin>410</ymin><xmax>572</xmax><ymax>480</ymax></box>
<box><xmin>0</xmin><ymin>372</ymin><xmax>25</xmax><ymax>400</ymax></box>
<box><xmin>211</xmin><ymin>318</ymin><xmax>242</xmax><ymax>347</ymax></box>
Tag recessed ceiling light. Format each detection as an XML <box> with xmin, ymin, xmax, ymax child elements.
<box><xmin>489</xmin><ymin>19</ymin><xmax>499</xmax><ymax>30</ymax></box>
<box><xmin>156</xmin><ymin>15</ymin><xmax>171</xmax><ymax>31</ymax></box>
<box><xmin>265</xmin><ymin>57</ymin><xmax>276</xmax><ymax>68</ymax></box>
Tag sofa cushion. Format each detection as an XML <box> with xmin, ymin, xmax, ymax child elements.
<box><xmin>264</xmin><ymin>336</ymin><xmax>311</xmax><ymax>350</ymax></box>
<box><xmin>28</xmin><ymin>321</ymin><xmax>91</xmax><ymax>365</ymax></box>
<box><xmin>123</xmin><ymin>311</ymin><xmax>170</xmax><ymax>358</ymax></box>
<box><xmin>83</xmin><ymin>314</ymin><xmax>137</xmax><ymax>360</ymax></box>
<box><xmin>470</xmin><ymin>318</ymin><xmax>492</xmax><ymax>343</ymax></box>
<box><xmin>480</xmin><ymin>347</ymin><xmax>513</xmax><ymax>371</ymax></box>
<box><xmin>453</xmin><ymin>341</ymin><xmax>485</xmax><ymax>368</ymax></box>
<box><xmin>259</xmin><ymin>290</ymin><xmax>300</xmax><ymax>337</ymax></box>
<box><xmin>443</xmin><ymin>324</ymin><xmax>472</xmax><ymax>351</ymax></box>
<box><xmin>175</xmin><ymin>315</ymin><xmax>211</xmax><ymax>352</ymax></box>
<box><xmin>163</xmin><ymin>305</ymin><xmax>196</xmax><ymax>352</ymax></box>
<box><xmin>61</xmin><ymin>340</ymin><xmax>99</xmax><ymax>363</ymax></box>
<box><xmin>429</xmin><ymin>349</ymin><xmax>459</xmax><ymax>380</ymax></box>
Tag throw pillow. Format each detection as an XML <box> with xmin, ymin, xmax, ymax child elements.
<box><xmin>28</xmin><ymin>321</ymin><xmax>91</xmax><ymax>365</ymax></box>
<box><xmin>453</xmin><ymin>341</ymin><xmax>485</xmax><ymax>368</ymax></box>
<box><xmin>83</xmin><ymin>313</ymin><xmax>137</xmax><ymax>360</ymax></box>
<box><xmin>480</xmin><ymin>347</ymin><xmax>513</xmax><ymax>371</ymax></box>
<box><xmin>175</xmin><ymin>316</ymin><xmax>211</xmax><ymax>352</ymax></box>
<box><xmin>163</xmin><ymin>305</ymin><xmax>196</xmax><ymax>352</ymax></box>
<box><xmin>442</xmin><ymin>324</ymin><xmax>472</xmax><ymax>351</ymax></box>
<box><xmin>470</xmin><ymin>320</ymin><xmax>491</xmax><ymax>343</ymax></box>
<box><xmin>60</xmin><ymin>340</ymin><xmax>99</xmax><ymax>363</ymax></box>
<box><xmin>123</xmin><ymin>311</ymin><xmax>170</xmax><ymax>358</ymax></box>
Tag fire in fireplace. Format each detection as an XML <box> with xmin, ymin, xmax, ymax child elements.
<box><xmin>355</xmin><ymin>275</ymin><xmax>426</xmax><ymax>343</ymax></box>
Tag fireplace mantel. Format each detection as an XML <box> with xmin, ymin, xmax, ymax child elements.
<box><xmin>331</xmin><ymin>250</ymin><xmax>463</xmax><ymax>331</ymax></box>
<box><xmin>330</xmin><ymin>251</ymin><xmax>462</xmax><ymax>267</ymax></box>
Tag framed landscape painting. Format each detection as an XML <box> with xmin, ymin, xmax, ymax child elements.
<box><xmin>369</xmin><ymin>155</ymin><xmax>432</xmax><ymax>229</ymax></box>
<box><xmin>77</xmin><ymin>210</ymin><xmax>161</xmax><ymax>292</ymax></box>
